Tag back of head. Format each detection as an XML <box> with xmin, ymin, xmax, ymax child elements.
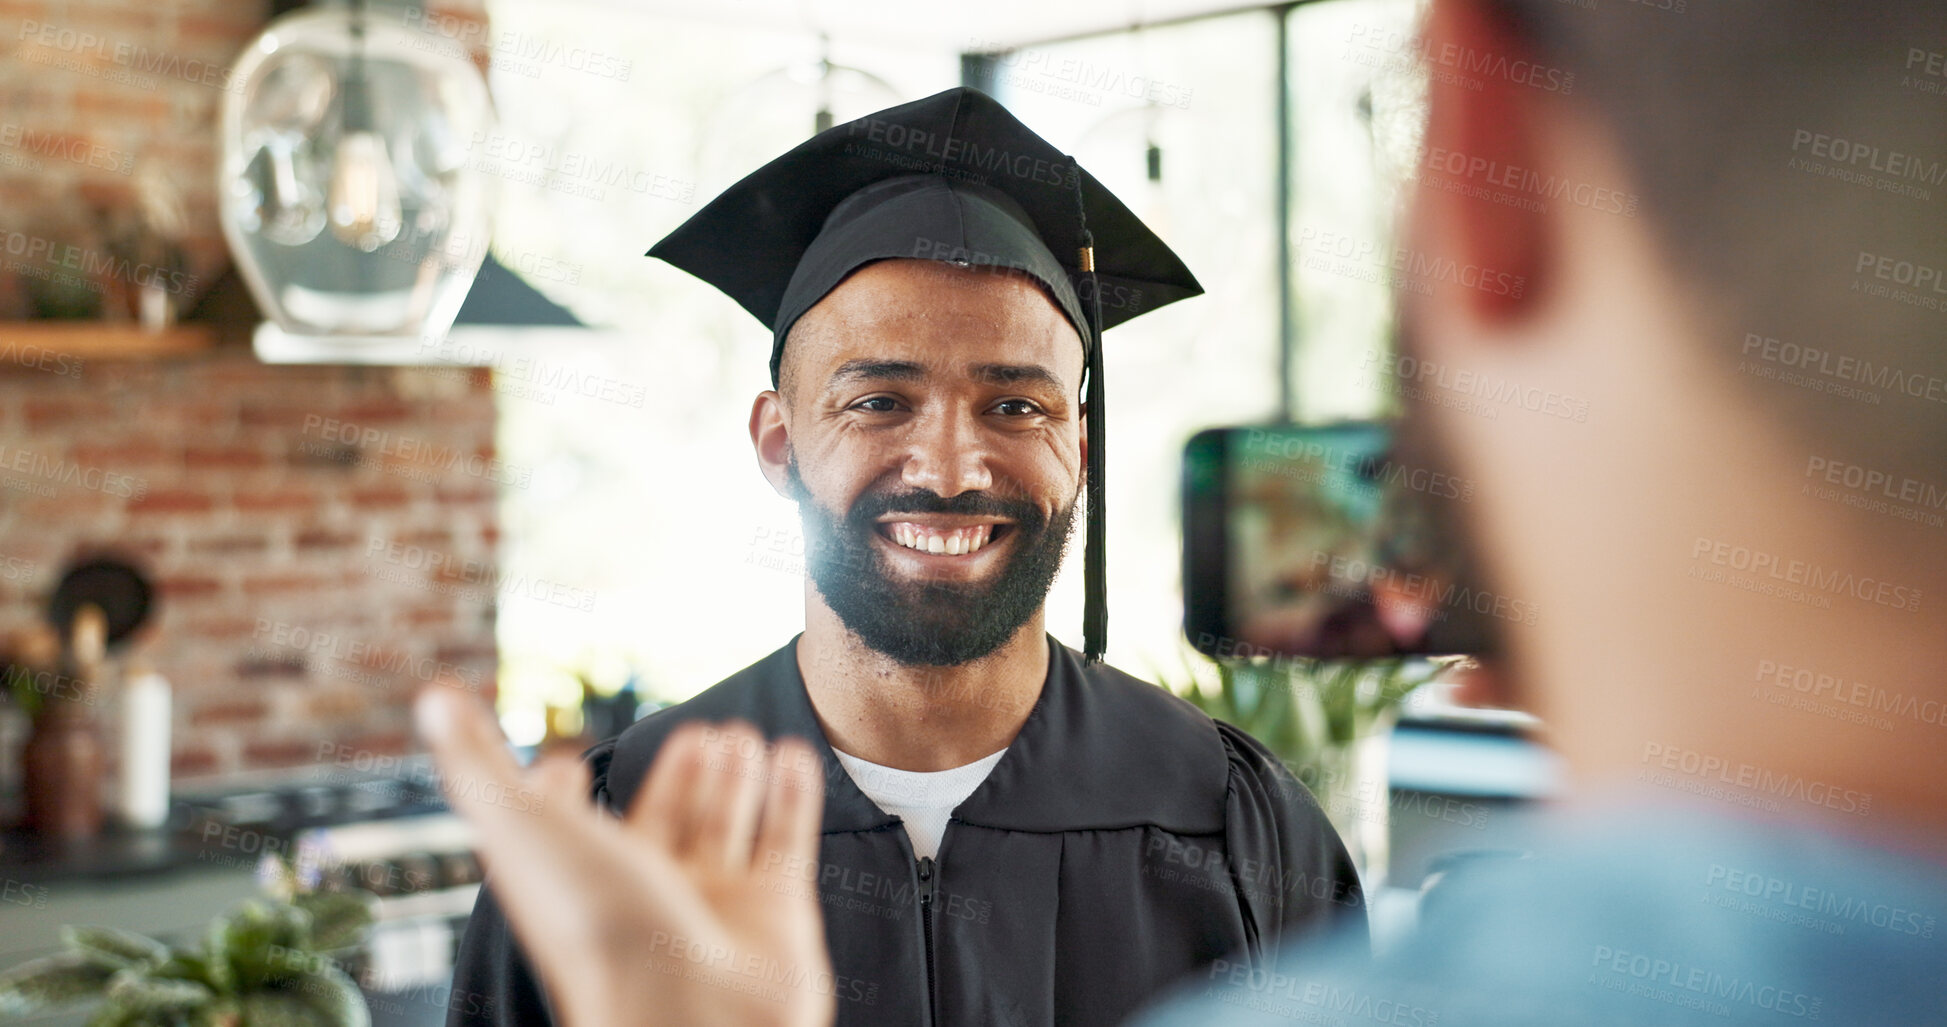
<box><xmin>1501</xmin><ymin>0</ymin><xmax>1947</xmax><ymax>482</ymax></box>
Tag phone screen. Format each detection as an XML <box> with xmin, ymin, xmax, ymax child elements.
<box><xmin>1183</xmin><ymin>422</ymin><xmax>1511</xmax><ymax>660</ymax></box>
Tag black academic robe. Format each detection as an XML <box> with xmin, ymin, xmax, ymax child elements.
<box><xmin>446</xmin><ymin>635</ymin><xmax>1366</xmax><ymax>1027</ymax></box>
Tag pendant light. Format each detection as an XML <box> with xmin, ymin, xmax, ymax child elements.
<box><xmin>218</xmin><ymin>0</ymin><xmax>496</xmax><ymax>349</ymax></box>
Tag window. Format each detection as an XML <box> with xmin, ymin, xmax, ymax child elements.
<box><xmin>974</xmin><ymin>9</ymin><xmax>1284</xmax><ymax>683</ymax></box>
<box><xmin>480</xmin><ymin>4</ymin><xmax>959</xmax><ymax>733</ymax></box>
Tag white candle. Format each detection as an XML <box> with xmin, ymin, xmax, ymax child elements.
<box><xmin>118</xmin><ymin>670</ymin><xmax>172</xmax><ymax>829</ymax></box>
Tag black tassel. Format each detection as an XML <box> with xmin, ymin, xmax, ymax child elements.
<box><xmin>1067</xmin><ymin>156</ymin><xmax>1108</xmax><ymax>665</ymax></box>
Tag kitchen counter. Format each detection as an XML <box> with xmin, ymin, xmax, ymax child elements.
<box><xmin>0</xmin><ymin>767</ymin><xmax>474</xmax><ymax>1027</ymax></box>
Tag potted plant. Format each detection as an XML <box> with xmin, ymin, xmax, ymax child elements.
<box><xmin>1157</xmin><ymin>646</ymin><xmax>1455</xmax><ymax>886</ymax></box>
<box><xmin>0</xmin><ymin>863</ymin><xmax>377</xmax><ymax>1026</ymax></box>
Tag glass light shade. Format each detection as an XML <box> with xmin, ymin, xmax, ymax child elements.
<box><xmin>218</xmin><ymin>4</ymin><xmax>495</xmax><ymax>341</ymax></box>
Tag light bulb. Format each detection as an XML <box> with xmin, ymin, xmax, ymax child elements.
<box><xmin>328</xmin><ymin>130</ymin><xmax>403</xmax><ymax>251</ymax></box>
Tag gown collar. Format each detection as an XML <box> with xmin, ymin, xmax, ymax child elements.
<box><xmin>758</xmin><ymin>634</ymin><xmax>1227</xmax><ymax>837</ymax></box>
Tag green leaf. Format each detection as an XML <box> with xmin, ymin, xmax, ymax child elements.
<box><xmin>1274</xmin><ymin>669</ymin><xmax>1308</xmax><ymax>761</ymax></box>
<box><xmin>63</xmin><ymin>925</ymin><xmax>173</xmax><ymax>969</ymax></box>
<box><xmin>1289</xmin><ymin>675</ymin><xmax>1329</xmax><ymax>772</ymax></box>
<box><xmin>0</xmin><ymin>954</ymin><xmax>117</xmax><ymax>1014</ymax></box>
<box><xmin>203</xmin><ymin>913</ymin><xmax>240</xmax><ymax>996</ymax></box>
<box><xmin>1322</xmin><ymin>661</ymin><xmax>1361</xmax><ymax>744</ymax></box>
<box><xmin>105</xmin><ymin>966</ymin><xmax>215</xmax><ymax>1013</ymax></box>
<box><xmin>213</xmin><ymin>901</ymin><xmax>311</xmax><ymax>990</ymax></box>
<box><xmin>292</xmin><ymin>892</ymin><xmax>375</xmax><ymax>954</ymax></box>
<box><xmin>1256</xmin><ymin>663</ymin><xmax>1294</xmax><ymax>748</ymax></box>
<box><xmin>262</xmin><ymin>966</ymin><xmax>369</xmax><ymax>1027</ymax></box>
<box><xmin>83</xmin><ymin>1002</ymin><xmax>136</xmax><ymax>1027</ymax></box>
<box><xmin>161</xmin><ymin>951</ymin><xmax>229</xmax><ymax>995</ymax></box>
<box><xmin>241</xmin><ymin>990</ymin><xmax>335</xmax><ymax>1027</ymax></box>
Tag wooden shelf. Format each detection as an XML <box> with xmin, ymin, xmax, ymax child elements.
<box><xmin>0</xmin><ymin>322</ymin><xmax>218</xmax><ymax>359</ymax></box>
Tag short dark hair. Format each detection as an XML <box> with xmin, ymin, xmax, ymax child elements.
<box><xmin>1500</xmin><ymin>0</ymin><xmax>1946</xmax><ymax>478</ymax></box>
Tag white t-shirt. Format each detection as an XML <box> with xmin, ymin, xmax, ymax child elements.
<box><xmin>831</xmin><ymin>747</ymin><xmax>1008</xmax><ymax>860</ymax></box>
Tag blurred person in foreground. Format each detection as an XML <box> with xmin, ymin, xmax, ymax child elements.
<box><xmin>422</xmin><ymin>0</ymin><xmax>1947</xmax><ymax>1023</ymax></box>
<box><xmin>1147</xmin><ymin>0</ymin><xmax>1947</xmax><ymax>1019</ymax></box>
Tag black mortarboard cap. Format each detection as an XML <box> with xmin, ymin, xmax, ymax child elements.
<box><xmin>648</xmin><ymin>86</ymin><xmax>1203</xmax><ymax>663</ymax></box>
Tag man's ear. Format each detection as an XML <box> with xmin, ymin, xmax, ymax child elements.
<box><xmin>750</xmin><ymin>390</ymin><xmax>793</xmax><ymax>498</ymax></box>
<box><xmin>1418</xmin><ymin>0</ymin><xmax>1554</xmax><ymax>325</ymax></box>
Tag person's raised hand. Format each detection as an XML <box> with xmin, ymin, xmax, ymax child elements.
<box><xmin>414</xmin><ymin>682</ymin><xmax>835</xmax><ymax>1027</ymax></box>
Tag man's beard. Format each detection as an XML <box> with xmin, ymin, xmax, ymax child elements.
<box><xmin>786</xmin><ymin>459</ymin><xmax>1077</xmax><ymax>667</ymax></box>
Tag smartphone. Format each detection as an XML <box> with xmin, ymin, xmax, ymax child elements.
<box><xmin>1182</xmin><ymin>422</ymin><xmax>1517</xmax><ymax>660</ymax></box>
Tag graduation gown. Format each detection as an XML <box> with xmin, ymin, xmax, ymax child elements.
<box><xmin>447</xmin><ymin>635</ymin><xmax>1366</xmax><ymax>1027</ymax></box>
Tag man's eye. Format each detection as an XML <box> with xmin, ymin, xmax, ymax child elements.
<box><xmin>994</xmin><ymin>399</ymin><xmax>1041</xmax><ymax>416</ymax></box>
<box><xmin>852</xmin><ymin>396</ymin><xmax>900</xmax><ymax>413</ymax></box>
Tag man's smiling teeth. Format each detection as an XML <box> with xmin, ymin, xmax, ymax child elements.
<box><xmin>887</xmin><ymin>522</ymin><xmax>994</xmax><ymax>556</ymax></box>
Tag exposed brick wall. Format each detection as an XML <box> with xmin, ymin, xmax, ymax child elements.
<box><xmin>0</xmin><ymin>353</ymin><xmax>500</xmax><ymax>784</ymax></box>
<box><xmin>0</xmin><ymin>0</ymin><xmax>493</xmax><ymax>319</ymax></box>
<box><xmin>0</xmin><ymin>0</ymin><xmax>507</xmax><ymax>802</ymax></box>
<box><xmin>0</xmin><ymin>0</ymin><xmax>504</xmax><ymax>791</ymax></box>
<box><xmin>0</xmin><ymin>0</ymin><xmax>271</xmax><ymax>318</ymax></box>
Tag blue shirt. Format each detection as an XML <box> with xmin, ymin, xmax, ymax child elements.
<box><xmin>1132</xmin><ymin>802</ymin><xmax>1947</xmax><ymax>1026</ymax></box>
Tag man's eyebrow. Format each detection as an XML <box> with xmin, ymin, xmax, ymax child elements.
<box><xmin>969</xmin><ymin>362</ymin><xmax>1063</xmax><ymax>390</ymax></box>
<box><xmin>828</xmin><ymin>359</ymin><xmax>926</xmax><ymax>387</ymax></box>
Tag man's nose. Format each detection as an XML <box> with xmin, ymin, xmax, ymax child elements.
<box><xmin>900</xmin><ymin>412</ymin><xmax>994</xmax><ymax>497</ymax></box>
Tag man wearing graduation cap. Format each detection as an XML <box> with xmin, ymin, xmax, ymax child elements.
<box><xmin>448</xmin><ymin>86</ymin><xmax>1364</xmax><ymax>1027</ymax></box>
